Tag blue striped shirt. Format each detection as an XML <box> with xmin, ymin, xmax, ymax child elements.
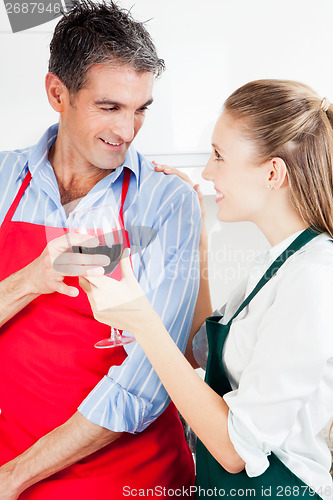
<box><xmin>0</xmin><ymin>124</ymin><xmax>201</xmax><ymax>433</ymax></box>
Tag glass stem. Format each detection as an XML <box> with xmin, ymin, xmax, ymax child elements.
<box><xmin>110</xmin><ymin>327</ymin><xmax>116</xmax><ymax>341</ymax></box>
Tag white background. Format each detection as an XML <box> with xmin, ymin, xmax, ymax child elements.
<box><xmin>0</xmin><ymin>0</ymin><xmax>333</xmax><ymax>306</ymax></box>
<box><xmin>1</xmin><ymin>0</ymin><xmax>333</xmax><ymax>447</ymax></box>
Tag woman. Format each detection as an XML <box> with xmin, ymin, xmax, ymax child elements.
<box><xmin>80</xmin><ymin>80</ymin><xmax>333</xmax><ymax>499</ymax></box>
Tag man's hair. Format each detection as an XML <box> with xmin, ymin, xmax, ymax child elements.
<box><xmin>48</xmin><ymin>0</ymin><xmax>165</xmax><ymax>94</ymax></box>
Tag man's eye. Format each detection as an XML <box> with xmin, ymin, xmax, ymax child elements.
<box><xmin>137</xmin><ymin>107</ymin><xmax>149</xmax><ymax>113</ymax></box>
<box><xmin>101</xmin><ymin>107</ymin><xmax>117</xmax><ymax>112</ymax></box>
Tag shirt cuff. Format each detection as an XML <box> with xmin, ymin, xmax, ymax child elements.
<box><xmin>224</xmin><ymin>392</ymin><xmax>270</xmax><ymax>477</ymax></box>
<box><xmin>192</xmin><ymin>309</ymin><xmax>223</xmax><ymax>369</ymax></box>
<box><xmin>192</xmin><ymin>323</ymin><xmax>208</xmax><ymax>369</ymax></box>
<box><xmin>78</xmin><ymin>375</ymin><xmax>153</xmax><ymax>434</ymax></box>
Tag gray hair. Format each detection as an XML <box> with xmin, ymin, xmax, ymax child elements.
<box><xmin>49</xmin><ymin>0</ymin><xmax>165</xmax><ymax>94</ymax></box>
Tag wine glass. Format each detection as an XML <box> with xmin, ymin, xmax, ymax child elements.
<box><xmin>68</xmin><ymin>204</ymin><xmax>135</xmax><ymax>348</ymax></box>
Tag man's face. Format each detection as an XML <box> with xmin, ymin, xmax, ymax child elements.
<box><xmin>59</xmin><ymin>64</ymin><xmax>154</xmax><ymax>171</ymax></box>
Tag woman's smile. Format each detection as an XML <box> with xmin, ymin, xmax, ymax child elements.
<box><xmin>215</xmin><ymin>188</ymin><xmax>224</xmax><ymax>203</ymax></box>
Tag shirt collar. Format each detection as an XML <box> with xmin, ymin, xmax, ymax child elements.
<box><xmin>268</xmin><ymin>229</ymin><xmax>304</xmax><ymax>262</ymax></box>
<box><xmin>16</xmin><ymin>123</ymin><xmax>140</xmax><ymax>189</ymax></box>
<box><xmin>15</xmin><ymin>124</ymin><xmax>58</xmax><ymax>181</ymax></box>
<box><xmin>268</xmin><ymin>228</ymin><xmax>332</xmax><ymax>263</ymax></box>
<box><xmin>253</xmin><ymin>228</ymin><xmax>332</xmax><ymax>269</ymax></box>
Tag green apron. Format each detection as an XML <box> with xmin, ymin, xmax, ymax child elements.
<box><xmin>196</xmin><ymin>228</ymin><xmax>323</xmax><ymax>499</ymax></box>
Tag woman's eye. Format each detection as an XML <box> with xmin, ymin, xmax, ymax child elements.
<box><xmin>214</xmin><ymin>149</ymin><xmax>223</xmax><ymax>161</ymax></box>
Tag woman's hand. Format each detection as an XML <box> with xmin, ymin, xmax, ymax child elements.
<box><xmin>153</xmin><ymin>162</ymin><xmax>206</xmax><ymax>222</ymax></box>
<box><xmin>153</xmin><ymin>162</ymin><xmax>207</xmax><ymax>250</ymax></box>
<box><xmin>79</xmin><ymin>250</ymin><xmax>161</xmax><ymax>338</ymax></box>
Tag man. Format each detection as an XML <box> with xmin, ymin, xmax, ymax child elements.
<box><xmin>0</xmin><ymin>1</ymin><xmax>200</xmax><ymax>498</ymax></box>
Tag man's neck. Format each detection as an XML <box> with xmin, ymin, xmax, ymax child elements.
<box><xmin>48</xmin><ymin>141</ymin><xmax>113</xmax><ymax>210</ymax></box>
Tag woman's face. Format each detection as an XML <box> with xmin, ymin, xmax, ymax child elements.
<box><xmin>203</xmin><ymin>112</ymin><xmax>270</xmax><ymax>223</ymax></box>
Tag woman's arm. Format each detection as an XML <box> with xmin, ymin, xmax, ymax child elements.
<box><xmin>135</xmin><ymin>312</ymin><xmax>244</xmax><ymax>473</ymax></box>
<box><xmin>153</xmin><ymin>164</ymin><xmax>213</xmax><ymax>367</ymax></box>
<box><xmin>185</xmin><ymin>219</ymin><xmax>212</xmax><ymax>367</ymax></box>
<box><xmin>80</xmin><ymin>256</ymin><xmax>244</xmax><ymax>474</ymax></box>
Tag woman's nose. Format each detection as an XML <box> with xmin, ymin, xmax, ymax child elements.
<box><xmin>202</xmin><ymin>161</ymin><xmax>214</xmax><ymax>182</ymax></box>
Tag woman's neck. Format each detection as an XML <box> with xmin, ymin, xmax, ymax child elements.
<box><xmin>255</xmin><ymin>198</ymin><xmax>308</xmax><ymax>247</ymax></box>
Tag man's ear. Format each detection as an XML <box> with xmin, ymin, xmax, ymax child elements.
<box><xmin>267</xmin><ymin>157</ymin><xmax>288</xmax><ymax>190</ymax></box>
<box><xmin>45</xmin><ymin>72</ymin><xmax>69</xmax><ymax>113</ymax></box>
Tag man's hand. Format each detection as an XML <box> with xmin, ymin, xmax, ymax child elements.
<box><xmin>0</xmin><ymin>233</ymin><xmax>111</xmax><ymax>328</ymax></box>
<box><xmin>23</xmin><ymin>233</ymin><xmax>110</xmax><ymax>297</ymax></box>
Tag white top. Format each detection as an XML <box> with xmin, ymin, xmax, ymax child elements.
<box><xmin>193</xmin><ymin>231</ymin><xmax>333</xmax><ymax>499</ymax></box>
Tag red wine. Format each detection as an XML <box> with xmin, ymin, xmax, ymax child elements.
<box><xmin>72</xmin><ymin>244</ymin><xmax>122</xmax><ymax>275</ymax></box>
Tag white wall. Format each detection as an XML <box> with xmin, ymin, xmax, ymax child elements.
<box><xmin>1</xmin><ymin>0</ymin><xmax>333</xmax><ymax>307</ymax></box>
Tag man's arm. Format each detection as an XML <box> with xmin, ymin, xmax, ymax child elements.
<box><xmin>0</xmin><ymin>184</ymin><xmax>200</xmax><ymax>497</ymax></box>
<box><xmin>0</xmin><ymin>412</ymin><xmax>121</xmax><ymax>499</ymax></box>
<box><xmin>78</xmin><ymin>183</ymin><xmax>201</xmax><ymax>432</ymax></box>
<box><xmin>0</xmin><ymin>234</ymin><xmax>115</xmax><ymax>498</ymax></box>
<box><xmin>0</xmin><ymin>267</ymin><xmax>39</xmax><ymax>328</ymax></box>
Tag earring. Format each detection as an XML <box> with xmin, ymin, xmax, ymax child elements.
<box><xmin>267</xmin><ymin>185</ymin><xmax>275</xmax><ymax>191</ymax></box>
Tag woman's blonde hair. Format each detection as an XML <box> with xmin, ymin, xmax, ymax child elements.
<box><xmin>224</xmin><ymin>80</ymin><xmax>333</xmax><ymax>237</ymax></box>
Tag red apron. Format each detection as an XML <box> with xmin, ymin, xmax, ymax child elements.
<box><xmin>0</xmin><ymin>168</ymin><xmax>194</xmax><ymax>498</ymax></box>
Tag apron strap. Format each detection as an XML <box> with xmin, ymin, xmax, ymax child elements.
<box><xmin>4</xmin><ymin>165</ymin><xmax>131</xmax><ymax>229</ymax></box>
<box><xmin>119</xmin><ymin>168</ymin><xmax>131</xmax><ymax>226</ymax></box>
<box><xmin>227</xmin><ymin>227</ymin><xmax>319</xmax><ymax>326</ymax></box>
<box><xmin>3</xmin><ymin>167</ymin><xmax>31</xmax><ymax>224</ymax></box>
<box><xmin>119</xmin><ymin>168</ymin><xmax>131</xmax><ymax>248</ymax></box>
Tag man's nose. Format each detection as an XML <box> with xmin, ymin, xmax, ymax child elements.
<box><xmin>112</xmin><ymin>114</ymin><xmax>135</xmax><ymax>143</ymax></box>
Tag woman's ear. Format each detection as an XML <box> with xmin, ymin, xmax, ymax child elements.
<box><xmin>267</xmin><ymin>157</ymin><xmax>288</xmax><ymax>190</ymax></box>
<box><xmin>45</xmin><ymin>72</ymin><xmax>68</xmax><ymax>113</ymax></box>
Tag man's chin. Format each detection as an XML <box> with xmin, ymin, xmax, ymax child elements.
<box><xmin>98</xmin><ymin>151</ymin><xmax>128</xmax><ymax>171</ymax></box>
<box><xmin>96</xmin><ymin>157</ymin><xmax>127</xmax><ymax>172</ymax></box>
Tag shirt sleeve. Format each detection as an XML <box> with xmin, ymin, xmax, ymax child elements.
<box><xmin>223</xmin><ymin>260</ymin><xmax>333</xmax><ymax>477</ymax></box>
<box><xmin>78</xmin><ymin>187</ymin><xmax>201</xmax><ymax>433</ymax></box>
